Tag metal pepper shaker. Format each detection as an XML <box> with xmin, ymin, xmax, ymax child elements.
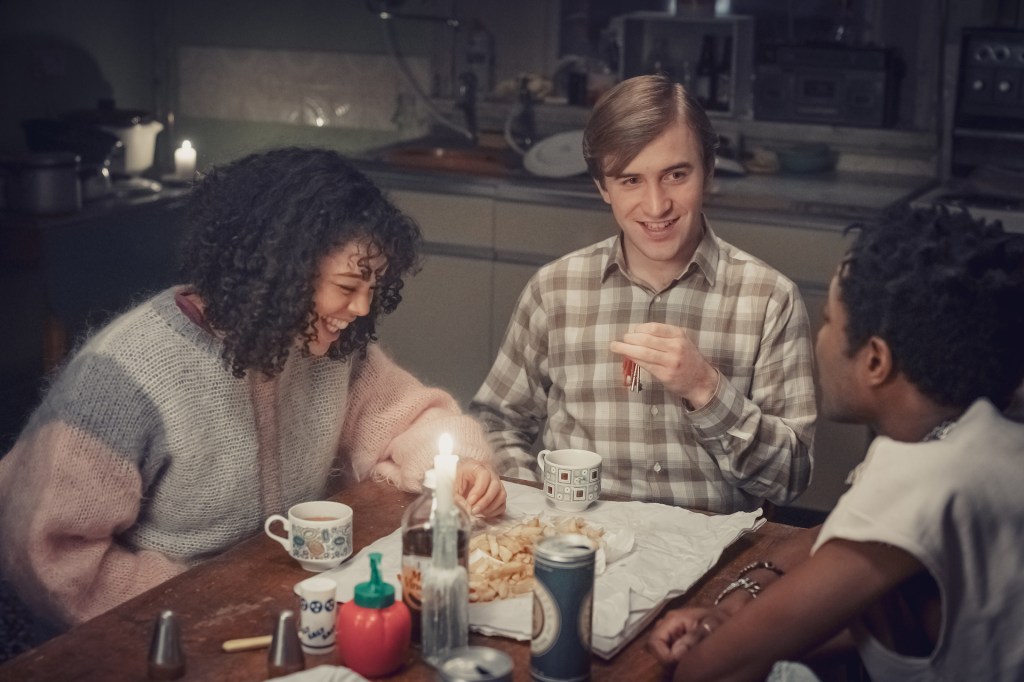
<box><xmin>147</xmin><ymin>610</ymin><xmax>185</xmax><ymax>680</ymax></box>
<box><xmin>268</xmin><ymin>609</ymin><xmax>305</xmax><ymax>678</ymax></box>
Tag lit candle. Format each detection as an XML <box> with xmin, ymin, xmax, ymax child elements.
<box><xmin>174</xmin><ymin>140</ymin><xmax>197</xmax><ymax>180</ymax></box>
<box><xmin>434</xmin><ymin>433</ymin><xmax>457</xmax><ymax>514</ymax></box>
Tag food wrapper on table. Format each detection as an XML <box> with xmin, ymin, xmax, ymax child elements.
<box><xmin>304</xmin><ymin>482</ymin><xmax>764</xmax><ymax>659</ymax></box>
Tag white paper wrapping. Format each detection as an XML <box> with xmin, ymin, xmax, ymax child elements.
<box><xmin>301</xmin><ymin>482</ymin><xmax>763</xmax><ymax>659</ymax></box>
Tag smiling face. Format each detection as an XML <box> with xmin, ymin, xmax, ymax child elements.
<box><xmin>307</xmin><ymin>239</ymin><xmax>386</xmax><ymax>356</ymax></box>
<box><xmin>596</xmin><ymin>120</ymin><xmax>706</xmax><ymax>290</ymax></box>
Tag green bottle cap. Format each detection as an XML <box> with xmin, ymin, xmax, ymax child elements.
<box><xmin>353</xmin><ymin>552</ymin><xmax>394</xmax><ymax>609</ymax></box>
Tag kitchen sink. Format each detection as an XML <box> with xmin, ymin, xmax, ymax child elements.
<box><xmin>379</xmin><ymin>144</ymin><xmax>517</xmax><ymax>177</ymax></box>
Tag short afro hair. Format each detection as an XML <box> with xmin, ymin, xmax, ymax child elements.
<box><xmin>840</xmin><ymin>204</ymin><xmax>1024</xmax><ymax>410</ymax></box>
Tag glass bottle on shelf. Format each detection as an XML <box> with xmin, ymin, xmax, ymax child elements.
<box><xmin>715</xmin><ymin>35</ymin><xmax>733</xmax><ymax>112</ymax></box>
<box><xmin>465</xmin><ymin>19</ymin><xmax>495</xmax><ymax>101</ymax></box>
<box><xmin>694</xmin><ymin>34</ymin><xmax>717</xmax><ymax>110</ymax></box>
<box><xmin>647</xmin><ymin>38</ymin><xmax>675</xmax><ymax>81</ymax></box>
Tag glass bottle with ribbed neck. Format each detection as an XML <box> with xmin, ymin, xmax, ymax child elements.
<box><xmin>399</xmin><ymin>469</ymin><xmax>469</xmax><ymax>645</ymax></box>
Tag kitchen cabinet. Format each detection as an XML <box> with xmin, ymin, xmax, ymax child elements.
<box><xmin>378</xmin><ymin>189</ymin><xmax>619</xmax><ymax>406</ymax></box>
<box><xmin>711</xmin><ymin>215</ymin><xmax>872</xmax><ymax>513</ymax></box>
<box><xmin>0</xmin><ymin>191</ymin><xmax>190</xmax><ymax>372</ymax></box>
<box><xmin>377</xmin><ymin>251</ymin><xmax>494</xmax><ymax>407</ymax></box>
<box><xmin>491</xmin><ymin>200</ymin><xmax>618</xmax><ymax>359</ymax></box>
<box><xmin>376</xmin><ymin>189</ymin><xmax>495</xmax><ymax>406</ymax></box>
<box><xmin>1</xmin><ymin>192</ymin><xmax>189</xmax><ymax>450</ymax></box>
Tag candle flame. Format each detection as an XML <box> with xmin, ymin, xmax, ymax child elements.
<box><xmin>438</xmin><ymin>432</ymin><xmax>453</xmax><ymax>457</ymax></box>
<box><xmin>181</xmin><ymin>140</ymin><xmax>192</xmax><ymax>150</ymax></box>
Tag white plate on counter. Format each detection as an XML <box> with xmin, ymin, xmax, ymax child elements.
<box><xmin>524</xmin><ymin>129</ymin><xmax>588</xmax><ymax>178</ymax></box>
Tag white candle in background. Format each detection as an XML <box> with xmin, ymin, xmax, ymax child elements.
<box><xmin>174</xmin><ymin>140</ymin><xmax>197</xmax><ymax>180</ymax></box>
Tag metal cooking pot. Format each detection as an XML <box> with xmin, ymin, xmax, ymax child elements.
<box><xmin>63</xmin><ymin>99</ymin><xmax>163</xmax><ymax>175</ymax></box>
<box><xmin>0</xmin><ymin>152</ymin><xmax>82</xmax><ymax>215</ymax></box>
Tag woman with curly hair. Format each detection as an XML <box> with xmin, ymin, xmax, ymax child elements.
<box><xmin>0</xmin><ymin>147</ymin><xmax>505</xmax><ymax>632</ymax></box>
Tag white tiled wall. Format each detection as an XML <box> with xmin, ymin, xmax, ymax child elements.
<box><xmin>177</xmin><ymin>46</ymin><xmax>431</xmax><ymax>137</ymax></box>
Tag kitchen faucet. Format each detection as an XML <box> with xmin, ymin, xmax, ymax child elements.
<box><xmin>504</xmin><ymin>76</ymin><xmax>537</xmax><ymax>155</ymax></box>
<box><xmin>456</xmin><ymin>72</ymin><xmax>478</xmax><ymax>144</ymax></box>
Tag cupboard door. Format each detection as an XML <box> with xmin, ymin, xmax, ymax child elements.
<box><xmin>697</xmin><ymin>217</ymin><xmax>872</xmax><ymax>512</ymax></box>
<box><xmin>490</xmin><ymin>261</ymin><xmax>542</xmax><ymax>361</ymax></box>
<box><xmin>388</xmin><ymin>189</ymin><xmax>493</xmax><ymax>249</ymax></box>
<box><xmin>379</xmin><ymin>189</ymin><xmax>496</xmax><ymax>406</ymax></box>
<box><xmin>798</xmin><ymin>288</ymin><xmax>872</xmax><ymax>512</ymax></box>
<box><xmin>709</xmin><ymin>217</ymin><xmax>853</xmax><ymax>286</ymax></box>
<box><xmin>377</xmin><ymin>253</ymin><xmax>493</xmax><ymax>409</ymax></box>
<box><xmin>493</xmin><ymin>200</ymin><xmax>616</xmax><ymax>259</ymax></box>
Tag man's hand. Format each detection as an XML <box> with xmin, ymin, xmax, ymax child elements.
<box><xmin>455</xmin><ymin>459</ymin><xmax>507</xmax><ymax>518</ymax></box>
<box><xmin>610</xmin><ymin>323</ymin><xmax>719</xmax><ymax>408</ymax></box>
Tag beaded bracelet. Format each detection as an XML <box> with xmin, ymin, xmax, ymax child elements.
<box><xmin>713</xmin><ymin>576</ymin><xmax>761</xmax><ymax>605</ymax></box>
<box><xmin>738</xmin><ymin>560</ymin><xmax>784</xmax><ymax>579</ymax></box>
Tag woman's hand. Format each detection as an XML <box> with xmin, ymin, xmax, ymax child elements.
<box><xmin>455</xmin><ymin>460</ymin><xmax>507</xmax><ymax>518</ymax></box>
<box><xmin>648</xmin><ymin>606</ymin><xmax>719</xmax><ymax>664</ymax></box>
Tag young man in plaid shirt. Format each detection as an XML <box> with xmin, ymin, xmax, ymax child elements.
<box><xmin>471</xmin><ymin>75</ymin><xmax>816</xmax><ymax>514</ymax></box>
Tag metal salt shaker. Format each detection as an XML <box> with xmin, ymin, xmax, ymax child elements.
<box><xmin>147</xmin><ymin>610</ymin><xmax>185</xmax><ymax>680</ymax></box>
<box><xmin>531</xmin><ymin>534</ymin><xmax>597</xmax><ymax>682</ymax></box>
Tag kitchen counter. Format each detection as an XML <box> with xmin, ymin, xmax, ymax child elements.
<box><xmin>355</xmin><ymin>155</ymin><xmax>936</xmax><ymax>232</ymax></box>
<box><xmin>0</xmin><ymin>184</ymin><xmax>191</xmax><ymax>234</ymax></box>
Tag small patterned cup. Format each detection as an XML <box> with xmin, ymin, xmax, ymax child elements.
<box><xmin>296</xmin><ymin>576</ymin><xmax>337</xmax><ymax>654</ymax></box>
<box><xmin>265</xmin><ymin>501</ymin><xmax>353</xmax><ymax>571</ymax></box>
<box><xmin>537</xmin><ymin>449</ymin><xmax>602</xmax><ymax>512</ymax></box>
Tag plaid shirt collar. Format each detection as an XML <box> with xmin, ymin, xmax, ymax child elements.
<box><xmin>601</xmin><ymin>214</ymin><xmax>720</xmax><ymax>291</ymax></box>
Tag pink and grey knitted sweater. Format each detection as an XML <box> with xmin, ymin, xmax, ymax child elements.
<box><xmin>0</xmin><ymin>287</ymin><xmax>493</xmax><ymax>628</ymax></box>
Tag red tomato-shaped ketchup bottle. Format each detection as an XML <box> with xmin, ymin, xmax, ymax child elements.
<box><xmin>336</xmin><ymin>551</ymin><xmax>411</xmax><ymax>677</ymax></box>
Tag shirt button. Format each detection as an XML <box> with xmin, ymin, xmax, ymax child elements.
<box><xmin>651</xmin><ymin>406</ymin><xmax>659</xmax><ymax>416</ymax></box>
<box><xmin>655</xmin><ymin>295</ymin><xmax>662</xmax><ymax>303</ymax></box>
<box><xmin>653</xmin><ymin>462</ymin><xmax>663</xmax><ymax>473</ymax></box>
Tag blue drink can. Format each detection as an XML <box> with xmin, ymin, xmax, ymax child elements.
<box><xmin>531</xmin><ymin>534</ymin><xmax>597</xmax><ymax>682</ymax></box>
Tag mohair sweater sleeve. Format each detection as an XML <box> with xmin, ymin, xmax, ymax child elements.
<box><xmin>341</xmin><ymin>345</ymin><xmax>495</xmax><ymax>491</ymax></box>
<box><xmin>0</xmin><ymin>423</ymin><xmax>186</xmax><ymax>629</ymax></box>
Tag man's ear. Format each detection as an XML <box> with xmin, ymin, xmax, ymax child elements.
<box><xmin>863</xmin><ymin>336</ymin><xmax>895</xmax><ymax>386</ymax></box>
<box><xmin>594</xmin><ymin>177</ymin><xmax>611</xmax><ymax>205</ymax></box>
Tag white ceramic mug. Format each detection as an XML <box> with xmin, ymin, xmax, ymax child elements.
<box><xmin>537</xmin><ymin>449</ymin><xmax>602</xmax><ymax>512</ymax></box>
<box><xmin>296</xmin><ymin>576</ymin><xmax>338</xmax><ymax>654</ymax></box>
<box><xmin>264</xmin><ymin>501</ymin><xmax>353</xmax><ymax>572</ymax></box>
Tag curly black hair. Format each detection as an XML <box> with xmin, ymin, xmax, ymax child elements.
<box><xmin>840</xmin><ymin>204</ymin><xmax>1024</xmax><ymax>410</ymax></box>
<box><xmin>180</xmin><ymin>147</ymin><xmax>422</xmax><ymax>378</ymax></box>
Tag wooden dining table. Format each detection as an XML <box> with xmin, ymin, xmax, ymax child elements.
<box><xmin>0</xmin><ymin>478</ymin><xmax>804</xmax><ymax>681</ymax></box>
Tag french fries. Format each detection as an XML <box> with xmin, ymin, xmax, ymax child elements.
<box><xmin>468</xmin><ymin>516</ymin><xmax>604</xmax><ymax>603</ymax></box>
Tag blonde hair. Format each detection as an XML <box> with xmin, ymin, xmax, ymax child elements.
<box><xmin>583</xmin><ymin>74</ymin><xmax>718</xmax><ymax>186</ymax></box>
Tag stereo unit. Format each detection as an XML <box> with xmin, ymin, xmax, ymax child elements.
<box><xmin>754</xmin><ymin>44</ymin><xmax>899</xmax><ymax>128</ymax></box>
<box><xmin>955</xmin><ymin>28</ymin><xmax>1024</xmax><ymax>129</ymax></box>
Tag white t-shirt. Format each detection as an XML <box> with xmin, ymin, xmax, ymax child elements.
<box><xmin>813</xmin><ymin>399</ymin><xmax>1024</xmax><ymax>682</ymax></box>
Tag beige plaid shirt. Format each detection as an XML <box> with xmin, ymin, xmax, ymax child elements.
<box><xmin>471</xmin><ymin>221</ymin><xmax>816</xmax><ymax>513</ymax></box>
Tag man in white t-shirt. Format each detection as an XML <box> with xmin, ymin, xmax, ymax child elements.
<box><xmin>648</xmin><ymin>205</ymin><xmax>1024</xmax><ymax>682</ymax></box>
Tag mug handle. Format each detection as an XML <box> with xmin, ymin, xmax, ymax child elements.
<box><xmin>536</xmin><ymin>450</ymin><xmax>551</xmax><ymax>475</ymax></box>
<box><xmin>264</xmin><ymin>515</ymin><xmax>291</xmax><ymax>551</ymax></box>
